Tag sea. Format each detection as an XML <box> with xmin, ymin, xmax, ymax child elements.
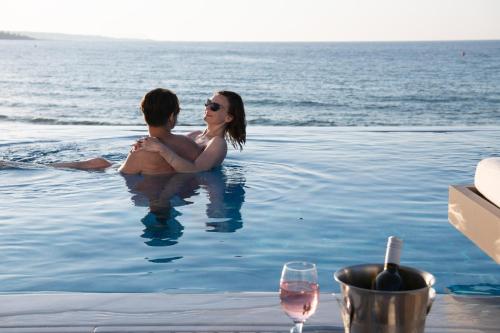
<box><xmin>0</xmin><ymin>40</ymin><xmax>499</xmax><ymax>294</ymax></box>
<box><xmin>0</xmin><ymin>40</ymin><xmax>499</xmax><ymax>127</ymax></box>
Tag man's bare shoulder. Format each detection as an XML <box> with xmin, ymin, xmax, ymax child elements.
<box><xmin>119</xmin><ymin>149</ymin><xmax>143</xmax><ymax>174</ymax></box>
<box><xmin>130</xmin><ymin>149</ymin><xmax>159</xmax><ymax>159</ymax></box>
<box><xmin>139</xmin><ymin>149</ymin><xmax>175</xmax><ymax>174</ymax></box>
<box><xmin>120</xmin><ymin>149</ymin><xmax>174</xmax><ymax>175</ymax></box>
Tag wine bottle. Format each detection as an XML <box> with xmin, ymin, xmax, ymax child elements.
<box><xmin>374</xmin><ymin>236</ymin><xmax>403</xmax><ymax>291</ymax></box>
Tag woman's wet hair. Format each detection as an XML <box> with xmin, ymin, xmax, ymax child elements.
<box><xmin>141</xmin><ymin>88</ymin><xmax>180</xmax><ymax>127</ymax></box>
<box><xmin>217</xmin><ymin>90</ymin><xmax>246</xmax><ymax>150</ymax></box>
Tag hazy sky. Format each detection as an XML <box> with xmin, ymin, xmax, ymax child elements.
<box><xmin>2</xmin><ymin>0</ymin><xmax>499</xmax><ymax>41</ymax></box>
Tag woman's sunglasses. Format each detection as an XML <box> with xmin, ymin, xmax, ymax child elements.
<box><xmin>205</xmin><ymin>99</ymin><xmax>223</xmax><ymax>112</ymax></box>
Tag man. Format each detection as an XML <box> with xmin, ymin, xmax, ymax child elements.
<box><xmin>53</xmin><ymin>88</ymin><xmax>200</xmax><ymax>174</ymax></box>
<box><xmin>118</xmin><ymin>88</ymin><xmax>201</xmax><ymax>174</ymax></box>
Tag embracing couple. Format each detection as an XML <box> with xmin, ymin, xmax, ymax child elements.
<box><xmin>57</xmin><ymin>88</ymin><xmax>246</xmax><ymax>174</ymax></box>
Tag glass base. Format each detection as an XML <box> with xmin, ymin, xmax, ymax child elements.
<box><xmin>290</xmin><ymin>321</ymin><xmax>304</xmax><ymax>333</ymax></box>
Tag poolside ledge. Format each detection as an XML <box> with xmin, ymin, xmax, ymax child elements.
<box><xmin>448</xmin><ymin>185</ymin><xmax>500</xmax><ymax>264</ymax></box>
<box><xmin>0</xmin><ymin>292</ymin><xmax>498</xmax><ymax>332</ymax></box>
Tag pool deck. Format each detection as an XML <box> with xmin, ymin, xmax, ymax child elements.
<box><xmin>0</xmin><ymin>293</ymin><xmax>498</xmax><ymax>332</ymax></box>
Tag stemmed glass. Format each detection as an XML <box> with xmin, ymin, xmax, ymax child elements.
<box><xmin>279</xmin><ymin>262</ymin><xmax>319</xmax><ymax>333</ymax></box>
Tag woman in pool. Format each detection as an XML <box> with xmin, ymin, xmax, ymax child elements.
<box><xmin>54</xmin><ymin>90</ymin><xmax>246</xmax><ymax>172</ymax></box>
<box><xmin>134</xmin><ymin>90</ymin><xmax>246</xmax><ymax>172</ymax></box>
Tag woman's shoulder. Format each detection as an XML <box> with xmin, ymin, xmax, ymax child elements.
<box><xmin>207</xmin><ymin>135</ymin><xmax>227</xmax><ymax>147</ymax></box>
<box><xmin>202</xmin><ymin>136</ymin><xmax>227</xmax><ymax>167</ymax></box>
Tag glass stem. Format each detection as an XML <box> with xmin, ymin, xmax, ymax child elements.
<box><xmin>290</xmin><ymin>321</ymin><xmax>304</xmax><ymax>333</ymax></box>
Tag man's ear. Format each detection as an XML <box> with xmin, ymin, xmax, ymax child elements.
<box><xmin>224</xmin><ymin>114</ymin><xmax>233</xmax><ymax>123</ymax></box>
<box><xmin>169</xmin><ymin>113</ymin><xmax>177</xmax><ymax>127</ymax></box>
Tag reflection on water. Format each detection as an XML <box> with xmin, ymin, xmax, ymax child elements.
<box><xmin>123</xmin><ymin>167</ymin><xmax>246</xmax><ymax>247</ymax></box>
<box><xmin>199</xmin><ymin>169</ymin><xmax>245</xmax><ymax>233</ymax></box>
<box><xmin>446</xmin><ymin>283</ymin><xmax>500</xmax><ymax>296</ymax></box>
<box><xmin>140</xmin><ymin>211</ymin><xmax>184</xmax><ymax>247</ymax></box>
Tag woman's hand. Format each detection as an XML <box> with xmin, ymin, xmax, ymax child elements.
<box><xmin>130</xmin><ymin>140</ymin><xmax>141</xmax><ymax>152</ymax></box>
<box><xmin>130</xmin><ymin>137</ymin><xmax>147</xmax><ymax>152</ymax></box>
<box><xmin>136</xmin><ymin>137</ymin><xmax>166</xmax><ymax>153</ymax></box>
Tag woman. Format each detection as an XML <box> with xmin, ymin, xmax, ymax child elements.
<box><xmin>136</xmin><ymin>90</ymin><xmax>246</xmax><ymax>172</ymax></box>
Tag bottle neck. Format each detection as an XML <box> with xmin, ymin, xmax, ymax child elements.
<box><xmin>384</xmin><ymin>239</ymin><xmax>401</xmax><ymax>268</ymax></box>
<box><xmin>384</xmin><ymin>262</ymin><xmax>399</xmax><ymax>272</ymax></box>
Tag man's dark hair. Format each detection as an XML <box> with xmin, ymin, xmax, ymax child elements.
<box><xmin>140</xmin><ymin>88</ymin><xmax>180</xmax><ymax>127</ymax></box>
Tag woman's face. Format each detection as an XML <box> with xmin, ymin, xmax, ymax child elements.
<box><xmin>204</xmin><ymin>94</ymin><xmax>233</xmax><ymax>125</ymax></box>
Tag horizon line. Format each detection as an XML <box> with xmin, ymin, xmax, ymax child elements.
<box><xmin>6</xmin><ymin>30</ymin><xmax>500</xmax><ymax>43</ymax></box>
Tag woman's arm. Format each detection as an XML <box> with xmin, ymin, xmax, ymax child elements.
<box><xmin>139</xmin><ymin>136</ymin><xmax>227</xmax><ymax>173</ymax></box>
<box><xmin>186</xmin><ymin>130</ymin><xmax>203</xmax><ymax>140</ymax></box>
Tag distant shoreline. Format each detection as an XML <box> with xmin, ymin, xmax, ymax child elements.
<box><xmin>0</xmin><ymin>31</ymin><xmax>35</xmax><ymax>40</ymax></box>
<box><xmin>1</xmin><ymin>30</ymin><xmax>499</xmax><ymax>43</ymax></box>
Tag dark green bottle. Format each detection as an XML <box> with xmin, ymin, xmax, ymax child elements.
<box><xmin>375</xmin><ymin>236</ymin><xmax>404</xmax><ymax>291</ymax></box>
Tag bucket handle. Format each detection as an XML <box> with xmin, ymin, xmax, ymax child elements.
<box><xmin>427</xmin><ymin>287</ymin><xmax>436</xmax><ymax>314</ymax></box>
<box><xmin>333</xmin><ymin>292</ymin><xmax>354</xmax><ymax>330</ymax></box>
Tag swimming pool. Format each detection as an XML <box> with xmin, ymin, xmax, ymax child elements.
<box><xmin>0</xmin><ymin>122</ymin><xmax>499</xmax><ymax>294</ymax></box>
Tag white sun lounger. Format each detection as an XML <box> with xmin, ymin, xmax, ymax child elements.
<box><xmin>448</xmin><ymin>158</ymin><xmax>500</xmax><ymax>264</ymax></box>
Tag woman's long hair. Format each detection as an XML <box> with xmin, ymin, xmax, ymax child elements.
<box><xmin>218</xmin><ymin>90</ymin><xmax>246</xmax><ymax>150</ymax></box>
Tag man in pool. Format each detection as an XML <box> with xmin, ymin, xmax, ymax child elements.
<box><xmin>119</xmin><ymin>88</ymin><xmax>201</xmax><ymax>174</ymax></box>
<box><xmin>54</xmin><ymin>88</ymin><xmax>201</xmax><ymax>174</ymax></box>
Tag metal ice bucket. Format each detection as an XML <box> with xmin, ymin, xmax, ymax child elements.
<box><xmin>334</xmin><ymin>264</ymin><xmax>436</xmax><ymax>333</ymax></box>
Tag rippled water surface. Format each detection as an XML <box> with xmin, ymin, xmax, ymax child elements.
<box><xmin>1</xmin><ymin>123</ymin><xmax>499</xmax><ymax>294</ymax></box>
<box><xmin>1</xmin><ymin>40</ymin><xmax>499</xmax><ymax>127</ymax></box>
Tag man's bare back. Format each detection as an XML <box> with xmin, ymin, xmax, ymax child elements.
<box><xmin>119</xmin><ymin>134</ymin><xmax>202</xmax><ymax>175</ymax></box>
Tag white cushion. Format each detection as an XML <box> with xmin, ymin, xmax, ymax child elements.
<box><xmin>475</xmin><ymin>157</ymin><xmax>500</xmax><ymax>208</ymax></box>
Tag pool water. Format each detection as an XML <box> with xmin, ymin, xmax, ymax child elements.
<box><xmin>0</xmin><ymin>122</ymin><xmax>499</xmax><ymax>294</ymax></box>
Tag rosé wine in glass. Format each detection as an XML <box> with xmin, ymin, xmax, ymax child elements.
<box><xmin>279</xmin><ymin>262</ymin><xmax>319</xmax><ymax>333</ymax></box>
<box><xmin>280</xmin><ymin>280</ymin><xmax>319</xmax><ymax>322</ymax></box>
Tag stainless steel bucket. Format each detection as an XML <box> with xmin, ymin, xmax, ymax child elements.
<box><xmin>334</xmin><ymin>264</ymin><xmax>436</xmax><ymax>333</ymax></box>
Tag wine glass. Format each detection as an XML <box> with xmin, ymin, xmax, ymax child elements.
<box><xmin>279</xmin><ymin>261</ymin><xmax>319</xmax><ymax>333</ymax></box>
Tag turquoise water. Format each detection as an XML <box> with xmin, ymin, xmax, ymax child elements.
<box><xmin>1</xmin><ymin>122</ymin><xmax>499</xmax><ymax>294</ymax></box>
<box><xmin>1</xmin><ymin>40</ymin><xmax>499</xmax><ymax>295</ymax></box>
